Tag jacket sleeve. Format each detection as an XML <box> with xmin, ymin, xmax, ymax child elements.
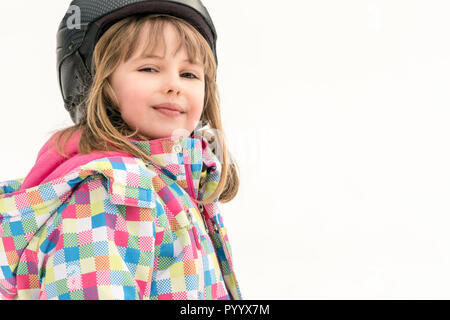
<box><xmin>38</xmin><ymin>175</ymin><xmax>157</xmax><ymax>300</ymax></box>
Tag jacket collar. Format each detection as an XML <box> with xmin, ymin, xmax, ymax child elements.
<box><xmin>129</xmin><ymin>134</ymin><xmax>219</xmax><ymax>200</ymax></box>
<box><xmin>18</xmin><ymin>129</ymin><xmax>220</xmax><ymax>201</ymax></box>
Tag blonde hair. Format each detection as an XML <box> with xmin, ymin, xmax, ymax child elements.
<box><xmin>54</xmin><ymin>14</ymin><xmax>239</xmax><ymax>204</ymax></box>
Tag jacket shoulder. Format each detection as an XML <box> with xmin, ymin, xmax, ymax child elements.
<box><xmin>0</xmin><ymin>156</ymin><xmax>156</xmax><ymax>219</ymax></box>
<box><xmin>71</xmin><ymin>156</ymin><xmax>157</xmax><ymax>209</ymax></box>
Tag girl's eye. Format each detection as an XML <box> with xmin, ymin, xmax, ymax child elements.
<box><xmin>181</xmin><ymin>73</ymin><xmax>198</xmax><ymax>79</ymax></box>
<box><xmin>139</xmin><ymin>68</ymin><xmax>198</xmax><ymax>79</ymax></box>
<box><xmin>139</xmin><ymin>67</ymin><xmax>157</xmax><ymax>73</ymax></box>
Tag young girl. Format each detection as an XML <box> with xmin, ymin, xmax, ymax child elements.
<box><xmin>0</xmin><ymin>0</ymin><xmax>241</xmax><ymax>300</ymax></box>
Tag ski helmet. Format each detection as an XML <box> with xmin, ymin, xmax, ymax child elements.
<box><xmin>56</xmin><ymin>0</ymin><xmax>218</xmax><ymax>124</ymax></box>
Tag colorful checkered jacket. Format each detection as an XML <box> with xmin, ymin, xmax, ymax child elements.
<box><xmin>0</xmin><ymin>132</ymin><xmax>241</xmax><ymax>300</ymax></box>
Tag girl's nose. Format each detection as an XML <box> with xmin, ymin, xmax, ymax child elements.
<box><xmin>165</xmin><ymin>86</ymin><xmax>181</xmax><ymax>95</ymax></box>
<box><xmin>163</xmin><ymin>72</ymin><xmax>182</xmax><ymax>96</ymax></box>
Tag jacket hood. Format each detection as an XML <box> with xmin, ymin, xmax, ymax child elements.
<box><xmin>19</xmin><ymin>131</ymin><xmax>128</xmax><ymax>190</ymax></box>
<box><xmin>19</xmin><ymin>130</ymin><xmax>219</xmax><ymax>198</ymax></box>
<box><xmin>0</xmin><ymin>131</ymin><xmax>222</xmax><ymax>299</ymax></box>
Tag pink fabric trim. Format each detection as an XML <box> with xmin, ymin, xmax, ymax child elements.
<box><xmin>20</xmin><ymin>131</ymin><xmax>131</xmax><ymax>190</ymax></box>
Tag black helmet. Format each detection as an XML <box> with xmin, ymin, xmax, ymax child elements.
<box><xmin>56</xmin><ymin>0</ymin><xmax>218</xmax><ymax>124</ymax></box>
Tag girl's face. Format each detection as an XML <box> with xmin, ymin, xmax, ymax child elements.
<box><xmin>110</xmin><ymin>23</ymin><xmax>205</xmax><ymax>140</ymax></box>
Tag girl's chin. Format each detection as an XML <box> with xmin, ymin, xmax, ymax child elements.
<box><xmin>138</xmin><ymin>128</ymin><xmax>192</xmax><ymax>140</ymax></box>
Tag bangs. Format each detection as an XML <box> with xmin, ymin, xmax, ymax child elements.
<box><xmin>121</xmin><ymin>15</ymin><xmax>210</xmax><ymax>69</ymax></box>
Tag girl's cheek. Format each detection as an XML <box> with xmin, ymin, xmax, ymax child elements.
<box><xmin>130</xmin><ymin>90</ymin><xmax>150</xmax><ymax>107</ymax></box>
<box><xmin>130</xmin><ymin>81</ymin><xmax>153</xmax><ymax>100</ymax></box>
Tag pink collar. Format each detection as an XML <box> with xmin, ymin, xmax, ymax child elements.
<box><xmin>20</xmin><ymin>131</ymin><xmax>130</xmax><ymax>190</ymax></box>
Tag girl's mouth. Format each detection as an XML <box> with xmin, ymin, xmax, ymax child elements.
<box><xmin>153</xmin><ymin>107</ymin><xmax>184</xmax><ymax>118</ymax></box>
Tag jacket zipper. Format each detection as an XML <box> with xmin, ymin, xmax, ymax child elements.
<box><xmin>147</xmin><ymin>146</ymin><xmax>218</xmax><ymax>298</ymax></box>
<box><xmin>187</xmin><ymin>208</ymin><xmax>205</xmax><ymax>298</ymax></box>
<box><xmin>185</xmin><ymin>159</ymin><xmax>211</xmax><ymax>298</ymax></box>
<box><xmin>184</xmin><ymin>160</ymin><xmax>196</xmax><ymax>200</ymax></box>
<box><xmin>183</xmin><ymin>156</ymin><xmax>235</xmax><ymax>286</ymax></box>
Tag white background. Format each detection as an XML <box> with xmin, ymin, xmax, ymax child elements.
<box><xmin>1</xmin><ymin>0</ymin><xmax>450</xmax><ymax>299</ymax></box>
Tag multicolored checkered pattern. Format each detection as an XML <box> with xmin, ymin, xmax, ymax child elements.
<box><xmin>0</xmin><ymin>135</ymin><xmax>241</xmax><ymax>300</ymax></box>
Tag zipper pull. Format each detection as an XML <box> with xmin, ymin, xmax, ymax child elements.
<box><xmin>192</xmin><ymin>226</ymin><xmax>202</xmax><ymax>250</ymax></box>
<box><xmin>187</xmin><ymin>210</ymin><xmax>194</xmax><ymax>225</ymax></box>
<box><xmin>187</xmin><ymin>210</ymin><xmax>202</xmax><ymax>250</ymax></box>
